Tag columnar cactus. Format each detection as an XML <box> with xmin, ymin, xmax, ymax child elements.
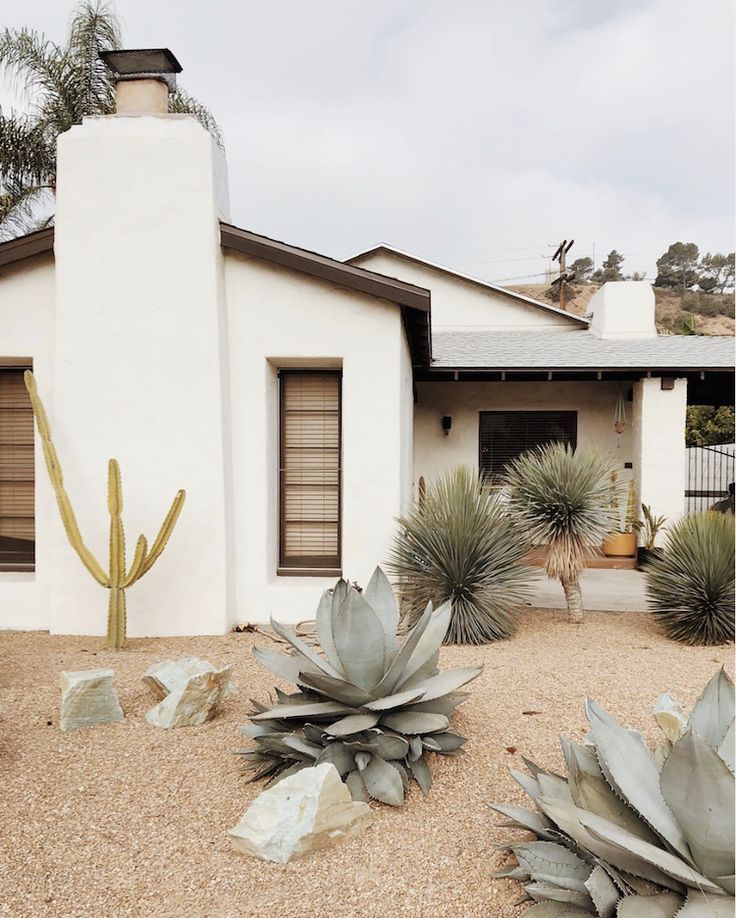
<box><xmin>24</xmin><ymin>371</ymin><xmax>185</xmax><ymax>650</ymax></box>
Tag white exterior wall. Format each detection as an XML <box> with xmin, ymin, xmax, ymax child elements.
<box><xmin>633</xmin><ymin>377</ymin><xmax>687</xmax><ymax>542</ymax></box>
<box><xmin>415</xmin><ymin>380</ymin><xmax>635</xmax><ymax>483</ymax></box>
<box><xmin>224</xmin><ymin>253</ymin><xmax>413</xmax><ymax>624</ymax></box>
<box><xmin>0</xmin><ymin>255</ymin><xmax>55</xmax><ymax>629</ymax></box>
<box><xmin>351</xmin><ymin>251</ymin><xmax>578</xmax><ymax>331</ymax></box>
<box><xmin>49</xmin><ymin>113</ymin><xmax>233</xmax><ymax>637</ymax></box>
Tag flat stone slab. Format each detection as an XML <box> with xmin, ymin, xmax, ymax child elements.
<box><xmin>143</xmin><ymin>657</ymin><xmax>234</xmax><ymax>729</ymax></box>
<box><xmin>229</xmin><ymin>762</ymin><xmax>372</xmax><ymax>863</ymax></box>
<box><xmin>59</xmin><ymin>669</ymin><xmax>124</xmax><ymax>732</ymax></box>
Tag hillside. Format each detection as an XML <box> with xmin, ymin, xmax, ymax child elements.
<box><xmin>509</xmin><ymin>283</ymin><xmax>735</xmax><ymax>336</ymax></box>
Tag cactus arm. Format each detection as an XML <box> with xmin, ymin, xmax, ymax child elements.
<box><xmin>139</xmin><ymin>490</ymin><xmax>186</xmax><ymax>576</ymax></box>
<box><xmin>123</xmin><ymin>535</ymin><xmax>148</xmax><ymax>587</ymax></box>
<box><xmin>23</xmin><ymin>371</ymin><xmax>109</xmax><ymax>587</ymax></box>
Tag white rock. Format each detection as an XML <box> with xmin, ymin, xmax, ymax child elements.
<box><xmin>144</xmin><ymin>659</ymin><xmax>233</xmax><ymax>728</ymax></box>
<box><xmin>229</xmin><ymin>763</ymin><xmax>372</xmax><ymax>863</ymax></box>
<box><xmin>653</xmin><ymin>692</ymin><xmax>689</xmax><ymax>745</ymax></box>
<box><xmin>142</xmin><ymin>657</ymin><xmax>227</xmax><ymax>699</ymax></box>
<box><xmin>59</xmin><ymin>669</ymin><xmax>124</xmax><ymax>732</ymax></box>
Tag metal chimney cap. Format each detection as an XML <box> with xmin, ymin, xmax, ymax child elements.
<box><xmin>100</xmin><ymin>48</ymin><xmax>182</xmax><ymax>77</ymax></box>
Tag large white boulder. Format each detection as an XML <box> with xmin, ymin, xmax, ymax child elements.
<box><xmin>143</xmin><ymin>658</ymin><xmax>233</xmax><ymax>729</ymax></box>
<box><xmin>229</xmin><ymin>763</ymin><xmax>372</xmax><ymax>863</ymax></box>
<box><xmin>59</xmin><ymin>669</ymin><xmax>124</xmax><ymax>732</ymax></box>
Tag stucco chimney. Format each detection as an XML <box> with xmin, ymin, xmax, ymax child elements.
<box><xmin>587</xmin><ymin>281</ymin><xmax>657</xmax><ymax>339</ymax></box>
<box><xmin>50</xmin><ymin>48</ymin><xmax>232</xmax><ymax>639</ymax></box>
<box><xmin>100</xmin><ymin>48</ymin><xmax>182</xmax><ymax>115</ymax></box>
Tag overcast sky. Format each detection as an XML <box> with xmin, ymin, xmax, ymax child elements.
<box><xmin>2</xmin><ymin>0</ymin><xmax>734</xmax><ymax>282</ymax></box>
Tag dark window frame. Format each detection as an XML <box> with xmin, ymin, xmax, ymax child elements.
<box><xmin>479</xmin><ymin>410</ymin><xmax>578</xmax><ymax>484</ymax></box>
<box><xmin>278</xmin><ymin>368</ymin><xmax>342</xmax><ymax>577</ymax></box>
<box><xmin>0</xmin><ymin>363</ymin><xmax>35</xmax><ymax>572</ymax></box>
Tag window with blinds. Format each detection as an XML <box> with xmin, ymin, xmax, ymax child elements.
<box><xmin>0</xmin><ymin>368</ymin><xmax>35</xmax><ymax>570</ymax></box>
<box><xmin>479</xmin><ymin>410</ymin><xmax>577</xmax><ymax>484</ymax></box>
<box><xmin>279</xmin><ymin>370</ymin><xmax>341</xmax><ymax>573</ymax></box>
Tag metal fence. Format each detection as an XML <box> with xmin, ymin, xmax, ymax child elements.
<box><xmin>685</xmin><ymin>443</ymin><xmax>735</xmax><ymax>514</ymax></box>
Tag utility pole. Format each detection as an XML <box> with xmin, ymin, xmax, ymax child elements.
<box><xmin>551</xmin><ymin>239</ymin><xmax>575</xmax><ymax>310</ymax></box>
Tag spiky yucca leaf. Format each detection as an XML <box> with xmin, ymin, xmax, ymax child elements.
<box><xmin>388</xmin><ymin>466</ymin><xmax>536</xmax><ymax>644</ymax></box>
<box><xmin>491</xmin><ymin>669</ymin><xmax>735</xmax><ymax>915</ymax></box>
<box><xmin>504</xmin><ymin>443</ymin><xmax>616</xmax><ymax>624</ymax></box>
<box><xmin>239</xmin><ymin>567</ymin><xmax>482</xmax><ymax>805</ymax></box>
<box><xmin>645</xmin><ymin>511</ymin><xmax>735</xmax><ymax>646</ymax></box>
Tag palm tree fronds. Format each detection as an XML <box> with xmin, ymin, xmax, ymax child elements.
<box><xmin>170</xmin><ymin>88</ymin><xmax>223</xmax><ymax>148</ymax></box>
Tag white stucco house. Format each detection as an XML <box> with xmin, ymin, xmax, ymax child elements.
<box><xmin>0</xmin><ymin>50</ymin><xmax>732</xmax><ymax>637</ymax></box>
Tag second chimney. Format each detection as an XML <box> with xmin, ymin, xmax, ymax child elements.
<box><xmin>100</xmin><ymin>48</ymin><xmax>182</xmax><ymax>115</ymax></box>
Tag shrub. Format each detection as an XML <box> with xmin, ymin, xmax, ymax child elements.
<box><xmin>504</xmin><ymin>443</ymin><xmax>615</xmax><ymax>624</ymax></box>
<box><xmin>491</xmin><ymin>669</ymin><xmax>735</xmax><ymax>915</ymax></box>
<box><xmin>645</xmin><ymin>512</ymin><xmax>735</xmax><ymax>645</ymax></box>
<box><xmin>239</xmin><ymin>568</ymin><xmax>482</xmax><ymax>805</ymax></box>
<box><xmin>387</xmin><ymin>466</ymin><xmax>535</xmax><ymax>644</ymax></box>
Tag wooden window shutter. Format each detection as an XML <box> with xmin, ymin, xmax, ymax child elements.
<box><xmin>479</xmin><ymin>410</ymin><xmax>577</xmax><ymax>484</ymax></box>
<box><xmin>279</xmin><ymin>370</ymin><xmax>341</xmax><ymax>573</ymax></box>
<box><xmin>0</xmin><ymin>368</ymin><xmax>35</xmax><ymax>570</ymax></box>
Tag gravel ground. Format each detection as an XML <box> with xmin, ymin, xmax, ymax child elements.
<box><xmin>0</xmin><ymin>609</ymin><xmax>732</xmax><ymax>918</ymax></box>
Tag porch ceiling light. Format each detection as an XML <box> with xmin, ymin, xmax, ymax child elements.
<box><xmin>100</xmin><ymin>48</ymin><xmax>182</xmax><ymax>89</ymax></box>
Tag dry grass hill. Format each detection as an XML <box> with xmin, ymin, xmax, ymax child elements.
<box><xmin>509</xmin><ymin>283</ymin><xmax>735</xmax><ymax>336</ymax></box>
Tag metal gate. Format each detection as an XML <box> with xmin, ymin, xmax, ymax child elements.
<box><xmin>685</xmin><ymin>443</ymin><xmax>735</xmax><ymax>514</ymax></box>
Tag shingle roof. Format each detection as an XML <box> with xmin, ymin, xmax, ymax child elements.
<box><xmin>432</xmin><ymin>329</ymin><xmax>735</xmax><ymax>370</ymax></box>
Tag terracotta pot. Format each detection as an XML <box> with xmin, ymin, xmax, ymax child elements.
<box><xmin>602</xmin><ymin>532</ymin><xmax>638</xmax><ymax>557</ymax></box>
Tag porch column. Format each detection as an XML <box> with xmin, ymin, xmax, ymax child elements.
<box><xmin>632</xmin><ymin>377</ymin><xmax>687</xmax><ymax>544</ymax></box>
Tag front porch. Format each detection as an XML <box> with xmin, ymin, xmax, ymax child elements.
<box><xmin>413</xmin><ymin>375</ymin><xmax>687</xmax><ymax>544</ymax></box>
<box><xmin>525</xmin><ymin>567</ymin><xmax>648</xmax><ymax>612</ymax></box>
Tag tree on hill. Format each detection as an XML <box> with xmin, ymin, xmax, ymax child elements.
<box><xmin>655</xmin><ymin>242</ymin><xmax>700</xmax><ymax>291</ymax></box>
<box><xmin>593</xmin><ymin>250</ymin><xmax>624</xmax><ymax>282</ymax></box>
<box><xmin>0</xmin><ymin>1</ymin><xmax>221</xmax><ymax>240</ymax></box>
<box><xmin>699</xmin><ymin>252</ymin><xmax>735</xmax><ymax>294</ymax></box>
<box><xmin>569</xmin><ymin>256</ymin><xmax>593</xmax><ymax>282</ymax></box>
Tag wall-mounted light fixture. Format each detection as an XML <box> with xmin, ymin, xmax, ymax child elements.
<box><xmin>660</xmin><ymin>377</ymin><xmax>675</xmax><ymax>391</ymax></box>
<box><xmin>441</xmin><ymin>416</ymin><xmax>452</xmax><ymax>436</ymax></box>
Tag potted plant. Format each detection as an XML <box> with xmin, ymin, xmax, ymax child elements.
<box><xmin>637</xmin><ymin>503</ymin><xmax>667</xmax><ymax>569</ymax></box>
<box><xmin>602</xmin><ymin>471</ymin><xmax>640</xmax><ymax>557</ymax></box>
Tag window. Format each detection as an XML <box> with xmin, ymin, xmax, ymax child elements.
<box><xmin>279</xmin><ymin>370</ymin><xmax>341</xmax><ymax>574</ymax></box>
<box><xmin>479</xmin><ymin>410</ymin><xmax>577</xmax><ymax>484</ymax></box>
<box><xmin>0</xmin><ymin>368</ymin><xmax>35</xmax><ymax>570</ymax></box>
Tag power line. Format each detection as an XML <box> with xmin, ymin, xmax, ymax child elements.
<box><xmin>430</xmin><ymin>243</ymin><xmax>552</xmax><ymax>258</ymax></box>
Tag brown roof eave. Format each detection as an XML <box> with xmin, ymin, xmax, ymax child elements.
<box><xmin>0</xmin><ymin>227</ymin><xmax>55</xmax><ymax>268</ymax></box>
<box><xmin>220</xmin><ymin>223</ymin><xmax>430</xmax><ymax>312</ymax></box>
<box><xmin>221</xmin><ymin>222</ymin><xmax>433</xmax><ymax>367</ymax></box>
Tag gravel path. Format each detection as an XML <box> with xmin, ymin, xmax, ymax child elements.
<box><xmin>0</xmin><ymin>609</ymin><xmax>731</xmax><ymax>918</ymax></box>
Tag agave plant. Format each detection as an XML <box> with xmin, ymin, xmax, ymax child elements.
<box><xmin>504</xmin><ymin>443</ymin><xmax>615</xmax><ymax>624</ymax></box>
<box><xmin>490</xmin><ymin>669</ymin><xmax>735</xmax><ymax>917</ymax></box>
<box><xmin>645</xmin><ymin>511</ymin><xmax>735</xmax><ymax>646</ymax></box>
<box><xmin>387</xmin><ymin>466</ymin><xmax>536</xmax><ymax>644</ymax></box>
<box><xmin>238</xmin><ymin>568</ymin><xmax>482</xmax><ymax>805</ymax></box>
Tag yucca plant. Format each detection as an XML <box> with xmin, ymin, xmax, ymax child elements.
<box><xmin>491</xmin><ymin>669</ymin><xmax>735</xmax><ymax>917</ymax></box>
<box><xmin>504</xmin><ymin>444</ymin><xmax>615</xmax><ymax>624</ymax></box>
<box><xmin>645</xmin><ymin>511</ymin><xmax>735</xmax><ymax>646</ymax></box>
<box><xmin>239</xmin><ymin>568</ymin><xmax>482</xmax><ymax>805</ymax></box>
<box><xmin>387</xmin><ymin>466</ymin><xmax>536</xmax><ymax>644</ymax></box>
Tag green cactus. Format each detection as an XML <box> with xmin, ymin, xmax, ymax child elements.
<box><xmin>240</xmin><ymin>567</ymin><xmax>483</xmax><ymax>805</ymax></box>
<box><xmin>23</xmin><ymin>370</ymin><xmax>185</xmax><ymax>650</ymax></box>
